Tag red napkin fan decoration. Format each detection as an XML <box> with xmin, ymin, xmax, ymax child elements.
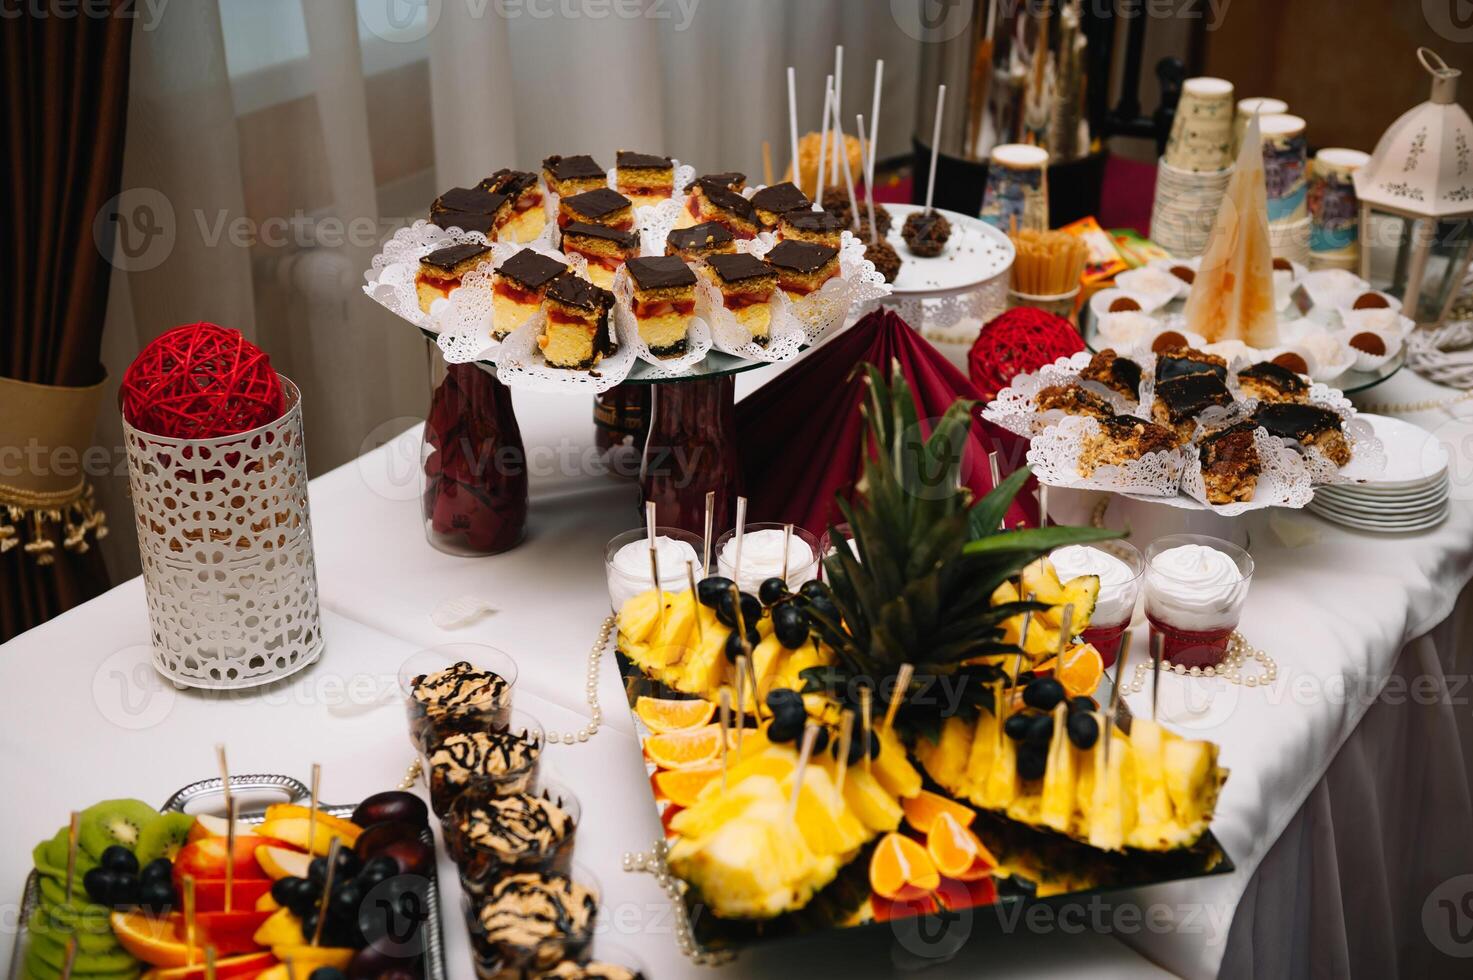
<box><xmin>967</xmin><ymin>307</ymin><xmax>1084</xmax><ymax>402</ymax></box>
<box><xmin>121</xmin><ymin>323</ymin><xmax>284</xmax><ymax>439</ymax></box>
<box><xmin>735</xmin><ymin>308</ymin><xmax>1036</xmax><ymax>535</ymax></box>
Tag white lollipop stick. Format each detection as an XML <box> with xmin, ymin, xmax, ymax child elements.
<box><xmin>815</xmin><ymin>75</ymin><xmax>833</xmax><ymax>205</ymax></box>
<box><xmin>787</xmin><ymin>67</ymin><xmax>801</xmax><ymax>189</ymax></box>
<box><xmin>832</xmin><ymin>45</ymin><xmax>844</xmax><ymax>185</ymax></box>
<box><xmin>837</xmin><ymin>112</ymin><xmax>861</xmax><ymax>231</ymax></box>
<box><xmin>868</xmin><ymin>60</ymin><xmax>884</xmax><ymax>188</ymax></box>
<box><xmin>858</xmin><ymin>114</ymin><xmax>879</xmax><ymax>245</ymax></box>
<box><xmin>925</xmin><ymin>83</ymin><xmax>947</xmax><ymax>214</ymax></box>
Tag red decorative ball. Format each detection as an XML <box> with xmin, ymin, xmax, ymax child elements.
<box><xmin>121</xmin><ymin>323</ymin><xmax>284</xmax><ymax>439</ymax></box>
<box><xmin>968</xmin><ymin>307</ymin><xmax>1085</xmax><ymax>402</ymax></box>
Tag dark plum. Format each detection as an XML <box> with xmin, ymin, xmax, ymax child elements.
<box><xmin>352</xmin><ymin>791</ymin><xmax>429</xmax><ymax>831</ymax></box>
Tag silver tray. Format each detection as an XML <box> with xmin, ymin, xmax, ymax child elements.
<box><xmin>8</xmin><ymin>774</ymin><xmax>446</xmax><ymax>980</ymax></box>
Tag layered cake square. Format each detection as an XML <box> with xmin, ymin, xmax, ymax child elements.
<box><xmin>559</xmin><ymin>221</ymin><xmax>638</xmax><ymax>289</ymax></box>
<box><xmin>665</xmin><ymin>222</ymin><xmax>736</xmax><ymax>262</ymax></box>
<box><xmin>705</xmin><ymin>253</ymin><xmax>778</xmax><ymax>343</ymax></box>
<box><xmin>540</xmin><ymin>273</ymin><xmax>616</xmax><ymax>370</ymax></box>
<box><xmin>1035</xmin><ymin>383</ymin><xmax>1116</xmax><ymax>422</ymax></box>
<box><xmin>750</xmin><ymin>181</ymin><xmax>810</xmax><ymax>229</ymax></box>
<box><xmin>1236</xmin><ymin>361</ymin><xmax>1310</xmax><ymax>404</ymax></box>
<box><xmin>615</xmin><ymin>150</ymin><xmax>675</xmax><ymax>206</ymax></box>
<box><xmin>541</xmin><ymin>154</ymin><xmax>606</xmax><ymax>198</ymax></box>
<box><xmin>1154</xmin><ymin>346</ymin><xmax>1229</xmax><ymax>383</ymax></box>
<box><xmin>683</xmin><ymin>177</ymin><xmax>759</xmax><ymax>238</ymax></box>
<box><xmin>1152</xmin><ymin>373</ymin><xmax>1234</xmax><ymax>441</ymax></box>
<box><xmin>1197</xmin><ymin>422</ymin><xmax>1261</xmax><ymax>504</ymax></box>
<box><xmin>430</xmin><ymin>185</ymin><xmax>503</xmax><ymax>237</ymax></box>
<box><xmin>764</xmin><ymin>239</ymin><xmax>839</xmax><ymax>298</ymax></box>
<box><xmin>492</xmin><ymin>249</ymin><xmax>568</xmax><ymax>338</ymax></box>
<box><xmin>1253</xmin><ymin>403</ymin><xmax>1351</xmax><ymax>466</ymax></box>
<box><xmin>626</xmin><ymin>255</ymin><xmax>697</xmax><ymax>357</ymax></box>
<box><xmin>415</xmin><ymin>242</ymin><xmax>492</xmax><ymax>313</ymax></box>
<box><xmin>478</xmin><ymin>169</ymin><xmax>546</xmax><ymax>243</ymax></box>
<box><xmin>1079</xmin><ymin>349</ymin><xmax>1144</xmax><ymax>402</ymax></box>
<box><xmin>779</xmin><ymin>208</ymin><xmax>846</xmax><ymax>247</ymax></box>
<box><xmin>1078</xmin><ymin>415</ymin><xmax>1179</xmax><ymax>476</ymax></box>
<box><xmin>558</xmin><ymin>188</ymin><xmax>635</xmax><ymax>232</ymax></box>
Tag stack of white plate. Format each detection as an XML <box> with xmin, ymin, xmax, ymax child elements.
<box><xmin>1308</xmin><ymin>414</ymin><xmax>1451</xmax><ymax>532</ymax></box>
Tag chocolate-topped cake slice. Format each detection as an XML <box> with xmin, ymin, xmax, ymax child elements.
<box><xmin>558</xmin><ymin>188</ymin><xmax>635</xmax><ymax>232</ymax></box>
<box><xmin>765</xmin><ymin>239</ymin><xmax>839</xmax><ymax>297</ymax></box>
<box><xmin>615</xmin><ymin>150</ymin><xmax>675</xmax><ymax>206</ymax></box>
<box><xmin>479</xmin><ymin>169</ymin><xmax>546</xmax><ymax>243</ymax></box>
<box><xmin>750</xmin><ymin>181</ymin><xmax>811</xmax><ymax>228</ymax></box>
<box><xmin>779</xmin><ymin>208</ymin><xmax>846</xmax><ymax>247</ymax></box>
<box><xmin>541</xmin><ymin>154</ymin><xmax>606</xmax><ymax>198</ymax></box>
<box><xmin>415</xmin><ymin>242</ymin><xmax>492</xmax><ymax>313</ymax></box>
<box><xmin>430</xmin><ymin>185</ymin><xmax>504</xmax><ymax>236</ymax></box>
<box><xmin>472</xmin><ymin>872</ymin><xmax>597</xmax><ymax>978</ymax></box>
<box><xmin>666</xmin><ymin>222</ymin><xmax>735</xmax><ymax>262</ymax></box>
<box><xmin>1252</xmin><ymin>402</ymin><xmax>1351</xmax><ymax>466</ymax></box>
<box><xmin>1236</xmin><ymin>360</ymin><xmax>1310</xmax><ymax>404</ymax></box>
<box><xmin>559</xmin><ymin>221</ymin><xmax>638</xmax><ymax>289</ymax></box>
<box><xmin>1152</xmin><ymin>373</ymin><xmax>1234</xmax><ymax>441</ymax></box>
<box><xmin>683</xmin><ymin>179</ymin><xmax>758</xmax><ymax>238</ymax></box>
<box><xmin>696</xmin><ymin>171</ymin><xmax>745</xmax><ymax>192</ymax></box>
<box><xmin>1035</xmin><ymin>383</ymin><xmax>1116</xmax><ymax>422</ymax></box>
<box><xmin>1078</xmin><ymin>349</ymin><xmax>1143</xmax><ymax>402</ymax></box>
<box><xmin>705</xmin><ymin>253</ymin><xmax>778</xmax><ymax>343</ymax></box>
<box><xmin>1154</xmin><ymin>346</ymin><xmax>1228</xmax><ymax>383</ymax></box>
<box><xmin>1197</xmin><ymin>422</ymin><xmax>1261</xmax><ymax>504</ymax></box>
<box><xmin>492</xmin><ymin>248</ymin><xmax>568</xmax><ymax>338</ymax></box>
<box><xmin>540</xmin><ymin>273</ymin><xmax>616</xmax><ymax>370</ymax></box>
<box><xmin>1078</xmin><ymin>415</ymin><xmax>1180</xmax><ymax>476</ymax></box>
<box><xmin>626</xmin><ymin>255</ymin><xmax>697</xmax><ymax>357</ymax></box>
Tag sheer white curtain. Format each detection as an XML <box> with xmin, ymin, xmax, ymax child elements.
<box><xmin>96</xmin><ymin>0</ymin><xmax>920</xmax><ymax>578</ymax></box>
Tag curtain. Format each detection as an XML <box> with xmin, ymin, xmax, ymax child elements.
<box><xmin>2</xmin><ymin>4</ymin><xmax>132</xmax><ymax>641</ymax></box>
<box><xmin>92</xmin><ymin>0</ymin><xmax>920</xmax><ymax>581</ymax></box>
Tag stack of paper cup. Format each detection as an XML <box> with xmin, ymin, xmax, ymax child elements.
<box><xmin>979</xmin><ymin>144</ymin><xmax>1051</xmax><ymax>232</ymax></box>
<box><xmin>1164</xmin><ymin>78</ymin><xmax>1236</xmax><ymax>172</ymax></box>
<box><xmin>1260</xmin><ymin>113</ymin><xmax>1311</xmax><ymax>266</ymax></box>
<box><xmin>1308</xmin><ymin>148</ymin><xmax>1371</xmax><ymax>270</ymax></box>
<box><xmin>1233</xmin><ymin>97</ymin><xmax>1288</xmax><ymax>153</ymax></box>
<box><xmin>1150</xmin><ymin>157</ymin><xmax>1234</xmax><ymax>257</ymax></box>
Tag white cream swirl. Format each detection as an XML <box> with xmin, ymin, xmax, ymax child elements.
<box><xmin>607</xmin><ymin>536</ymin><xmax>701</xmax><ymax>610</ymax></box>
<box><xmin>1144</xmin><ymin>544</ymin><xmax>1247</xmax><ymax>631</ymax></box>
<box><xmin>718</xmin><ymin>529</ymin><xmax>817</xmax><ymax>593</ymax></box>
<box><xmin>1049</xmin><ymin>546</ymin><xmax>1137</xmax><ymax>626</ymax></box>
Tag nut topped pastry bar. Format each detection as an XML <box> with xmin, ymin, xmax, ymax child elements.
<box><xmin>1197</xmin><ymin>422</ymin><xmax>1262</xmax><ymax>504</ymax></box>
<box><xmin>665</xmin><ymin>222</ymin><xmax>736</xmax><ymax>262</ymax></box>
<box><xmin>1078</xmin><ymin>415</ymin><xmax>1180</xmax><ymax>477</ymax></box>
<box><xmin>558</xmin><ymin>188</ymin><xmax>635</xmax><ymax>232</ymax></box>
<box><xmin>540</xmin><ymin>273</ymin><xmax>616</xmax><ymax>370</ymax></box>
<box><xmin>541</xmin><ymin>154</ymin><xmax>607</xmax><ymax>198</ymax></box>
<box><xmin>704</xmin><ymin>252</ymin><xmax>778</xmax><ymax>343</ymax></box>
<box><xmin>1236</xmin><ymin>360</ymin><xmax>1310</xmax><ymax>404</ymax></box>
<box><xmin>559</xmin><ymin>221</ymin><xmax>638</xmax><ymax>289</ymax></box>
<box><xmin>1252</xmin><ymin>402</ymin><xmax>1351</xmax><ymax>466</ymax></box>
<box><xmin>626</xmin><ymin>255</ymin><xmax>697</xmax><ymax>357</ymax></box>
<box><xmin>764</xmin><ymin>239</ymin><xmax>839</xmax><ymax>298</ymax></box>
<box><xmin>1152</xmin><ymin>373</ymin><xmax>1235</xmax><ymax>442</ymax></box>
<box><xmin>615</xmin><ymin>150</ymin><xmax>675</xmax><ymax>206</ymax></box>
<box><xmin>1034</xmin><ymin>383</ymin><xmax>1116</xmax><ymax>422</ymax></box>
<box><xmin>750</xmin><ymin>181</ymin><xmax>810</xmax><ymax>229</ymax></box>
<box><xmin>1079</xmin><ymin>349</ymin><xmax>1143</xmax><ymax>402</ymax></box>
<box><xmin>1154</xmin><ymin>346</ymin><xmax>1229</xmax><ymax>383</ymax></box>
<box><xmin>415</xmin><ymin>241</ymin><xmax>492</xmax><ymax>313</ymax></box>
<box><xmin>492</xmin><ymin>248</ymin><xmax>568</xmax><ymax>338</ymax></box>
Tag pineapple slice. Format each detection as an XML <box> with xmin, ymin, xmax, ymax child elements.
<box><xmin>872</xmin><ymin>724</ymin><xmax>922</xmax><ymax>799</ymax></box>
<box><xmin>1020</xmin><ymin>559</ymin><xmax>1100</xmax><ymax>631</ymax></box>
<box><xmin>962</xmin><ymin>707</ymin><xmax>999</xmax><ymax>800</ymax></box>
<box><xmin>914</xmin><ymin>715</ymin><xmax>973</xmax><ymax>797</ymax></box>
<box><xmin>1127</xmin><ymin>718</ymin><xmax>1174</xmax><ymax>840</ymax></box>
<box><xmin>789</xmin><ymin>767</ymin><xmax>868</xmax><ymax>856</ymax></box>
<box><xmin>618</xmin><ymin>588</ymin><xmax>664</xmax><ymax>644</ymax></box>
<box><xmin>839</xmin><ymin>766</ymin><xmax>903</xmax><ymax>832</ymax></box>
<box><xmin>1085</xmin><ymin>731</ymin><xmax>1137</xmax><ymax>852</ymax></box>
<box><xmin>651</xmin><ymin>591</ymin><xmax>700</xmax><ymax>666</ymax></box>
<box><xmin>671</xmin><ymin>609</ymin><xmax>728</xmax><ymax>696</ymax></box>
<box><xmin>744</xmin><ymin>634</ymin><xmax>787</xmax><ymax>711</ymax></box>
<box><xmin>1038</xmin><ymin>704</ymin><xmax>1076</xmax><ymax>833</ymax></box>
<box><xmin>978</xmin><ymin>719</ymin><xmax>1018</xmax><ymax>811</ymax></box>
<box><xmin>1163</xmin><ymin>738</ymin><xmax>1222</xmax><ymax>837</ymax></box>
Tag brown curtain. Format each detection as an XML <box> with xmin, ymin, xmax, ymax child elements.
<box><xmin>2</xmin><ymin>5</ymin><xmax>133</xmax><ymax>640</ymax></box>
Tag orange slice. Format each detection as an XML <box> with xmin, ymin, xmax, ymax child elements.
<box><xmin>652</xmin><ymin>765</ymin><xmax>722</xmax><ymax>806</ymax></box>
<box><xmin>636</xmin><ymin>696</ymin><xmax>716</xmax><ymax>733</ymax></box>
<box><xmin>644</xmin><ymin>725</ymin><xmax>723</xmax><ymax>769</ymax></box>
<box><xmin>902</xmin><ymin>789</ymin><xmax>977</xmax><ymax>834</ymax></box>
<box><xmin>1036</xmin><ymin>643</ymin><xmax>1105</xmax><ymax>698</ymax></box>
<box><xmin>926</xmin><ymin>811</ymin><xmax>997</xmax><ymax>881</ymax></box>
<box><xmin>868</xmin><ymin>832</ymin><xmax>940</xmax><ymax>901</ymax></box>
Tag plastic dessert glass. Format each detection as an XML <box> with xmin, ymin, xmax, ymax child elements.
<box><xmin>818</xmin><ymin>522</ymin><xmax>859</xmax><ymax>571</ymax></box>
<box><xmin>424</xmin><ymin>708</ymin><xmax>545</xmax><ymax>817</ymax></box>
<box><xmin>1143</xmin><ymin>534</ymin><xmax>1253</xmax><ymax>669</ymax></box>
<box><xmin>715</xmin><ymin>522</ymin><xmax>821</xmax><ymax>594</ymax></box>
<box><xmin>465</xmin><ymin>861</ymin><xmax>600</xmax><ymax>979</ymax></box>
<box><xmin>399</xmin><ymin>644</ymin><xmax>518</xmax><ymax>754</ymax></box>
<box><xmin>446</xmin><ymin>778</ymin><xmax>580</xmax><ymax>898</ymax></box>
<box><xmin>604</xmin><ymin>527</ymin><xmax>706</xmax><ymax>613</ymax></box>
<box><xmin>1048</xmin><ymin>541</ymin><xmax>1144</xmax><ymax>669</ymax></box>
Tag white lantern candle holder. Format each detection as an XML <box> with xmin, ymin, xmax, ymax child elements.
<box><xmin>123</xmin><ymin>376</ymin><xmax>324</xmax><ymax>690</ymax></box>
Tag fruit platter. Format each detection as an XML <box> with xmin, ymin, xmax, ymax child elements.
<box><xmin>10</xmin><ymin>776</ymin><xmax>443</xmax><ymax>980</ymax></box>
<box><xmin>609</xmin><ymin>364</ymin><xmax>1233</xmax><ymax>954</ymax></box>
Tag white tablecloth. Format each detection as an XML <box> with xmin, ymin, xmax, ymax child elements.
<box><xmin>3</xmin><ymin>365</ymin><xmax>1471</xmax><ymax>978</ymax></box>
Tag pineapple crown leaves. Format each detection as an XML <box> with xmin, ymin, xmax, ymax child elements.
<box><xmin>812</xmin><ymin>361</ymin><xmax>1121</xmax><ymax>683</ymax></box>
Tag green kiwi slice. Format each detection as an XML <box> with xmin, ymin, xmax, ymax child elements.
<box><xmin>27</xmin><ymin>908</ymin><xmax>121</xmax><ymax>955</ymax></box>
<box><xmin>35</xmin><ymin>876</ymin><xmax>110</xmax><ymax>920</ymax></box>
<box><xmin>134</xmin><ymin>811</ymin><xmax>195</xmax><ymax>865</ymax></box>
<box><xmin>77</xmin><ymin>800</ymin><xmax>158</xmax><ymax>861</ymax></box>
<box><xmin>23</xmin><ymin>942</ymin><xmax>139</xmax><ymax>980</ymax></box>
<box><xmin>34</xmin><ymin>828</ymin><xmax>99</xmax><ymax>881</ymax></box>
<box><xmin>26</xmin><ymin>929</ymin><xmax>137</xmax><ymax>974</ymax></box>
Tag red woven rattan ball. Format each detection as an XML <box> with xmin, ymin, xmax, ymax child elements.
<box><xmin>121</xmin><ymin>323</ymin><xmax>284</xmax><ymax>439</ymax></box>
<box><xmin>968</xmin><ymin>307</ymin><xmax>1085</xmax><ymax>402</ymax></box>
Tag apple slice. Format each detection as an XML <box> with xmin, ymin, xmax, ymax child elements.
<box><xmin>195</xmin><ymin>909</ymin><xmax>274</xmax><ymax>956</ymax></box>
<box><xmin>186</xmin><ymin>814</ymin><xmax>231</xmax><ymax>843</ymax></box>
<box><xmin>269</xmin><ymin>946</ymin><xmax>354</xmax><ymax>971</ymax></box>
<box><xmin>139</xmin><ymin>951</ymin><xmax>276</xmax><ymax>980</ymax></box>
<box><xmin>254</xmin><ymin>818</ymin><xmax>354</xmax><ymax>857</ymax></box>
<box><xmin>252</xmin><ymin>907</ymin><xmax>304</xmax><ymax>948</ymax></box>
<box><xmin>173</xmin><ymin>836</ymin><xmax>272</xmax><ymax>886</ymax></box>
<box><xmin>189</xmin><ymin>878</ymin><xmax>273</xmax><ymax>913</ymax></box>
<box><xmin>262</xmin><ymin>805</ymin><xmax>362</xmax><ymax>844</ymax></box>
<box><xmin>255</xmin><ymin>845</ymin><xmax>312</xmax><ymax>881</ymax></box>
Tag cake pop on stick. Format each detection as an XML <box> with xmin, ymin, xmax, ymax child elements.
<box><xmin>903</xmin><ymin>83</ymin><xmax>954</xmax><ymax>257</ymax></box>
<box><xmin>836</xmin><ymin>111</ymin><xmax>862</xmax><ymax>231</ymax></box>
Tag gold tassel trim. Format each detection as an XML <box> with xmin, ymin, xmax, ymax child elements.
<box><xmin>0</xmin><ymin>482</ymin><xmax>107</xmax><ymax>565</ymax></box>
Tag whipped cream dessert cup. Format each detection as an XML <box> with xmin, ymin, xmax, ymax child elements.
<box><xmin>604</xmin><ymin>527</ymin><xmax>705</xmax><ymax>612</ymax></box>
<box><xmin>715</xmin><ymin>523</ymin><xmax>821</xmax><ymax>593</ymax></box>
<box><xmin>1143</xmin><ymin>535</ymin><xmax>1253</xmax><ymax>669</ymax></box>
<box><xmin>400</xmin><ymin>644</ymin><xmax>518</xmax><ymax>753</ymax></box>
<box><xmin>425</xmin><ymin>709</ymin><xmax>545</xmax><ymax>817</ymax></box>
<box><xmin>1049</xmin><ymin>541</ymin><xmax>1144</xmax><ymax>668</ymax></box>
<box><xmin>466</xmin><ymin>862</ymin><xmax>600</xmax><ymax>979</ymax></box>
<box><xmin>447</xmin><ymin>779</ymin><xmax>580</xmax><ymax>897</ymax></box>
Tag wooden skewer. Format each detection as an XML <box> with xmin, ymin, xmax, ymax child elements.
<box><xmin>649</xmin><ymin>546</ymin><xmax>664</xmax><ymax>636</ymax></box>
<box><xmin>308</xmin><ymin>763</ymin><xmax>321</xmax><ymax>866</ymax></box>
<box><xmin>762</xmin><ymin>140</ymin><xmax>774</xmax><ymax>188</ymax></box>
<box><xmin>1105</xmin><ymin>633</ymin><xmax>1132</xmax><ymax>767</ymax></box>
<box><xmin>717</xmin><ymin>688</ymin><xmax>732</xmax><ymax>791</ymax></box>
<box><xmin>183</xmin><ymin>875</ymin><xmax>197</xmax><ymax>966</ymax></box>
<box><xmin>685</xmin><ymin>560</ymin><xmax>703</xmax><ymax>644</ymax></box>
<box><xmin>215</xmin><ymin>745</ymin><xmax>233</xmax><ymax>827</ymax></box>
<box><xmin>1150</xmin><ymin>628</ymin><xmax>1164</xmax><ymax>722</ymax></box>
<box><xmin>285</xmin><ymin>958</ymin><xmax>298</xmax><ymax>980</ymax></box>
<box><xmin>788</xmin><ymin>723</ymin><xmax>820</xmax><ymax>819</ymax></box>
<box><xmin>835</xmin><ymin>709</ymin><xmax>855</xmax><ymax>799</ymax></box>
<box><xmin>988</xmin><ymin>451</ymin><xmax>1005</xmax><ymax>530</ymax></box>
<box><xmin>859</xmin><ymin>688</ymin><xmax>873</xmax><ymax>775</ymax></box>
<box><xmin>732</xmin><ymin>497</ymin><xmax>748</xmax><ymax>586</ymax></box>
<box><xmin>882</xmin><ymin>664</ymin><xmax>913</xmax><ymax>732</ymax></box>
<box><xmin>702</xmin><ymin>490</ymin><xmax>715</xmax><ymax>576</ymax></box>
<box><xmin>734</xmin><ymin>654</ymin><xmax>748</xmax><ymax>754</ymax></box>
<box><xmin>1038</xmin><ymin>484</ymin><xmax>1049</xmax><ymax>528</ymax></box>
<box><xmin>746</xmin><ymin>654</ymin><xmax>764</xmax><ymax>722</ymax></box>
<box><xmin>311</xmin><ymin>837</ymin><xmax>343</xmax><ymax>946</ymax></box>
<box><xmin>1056</xmin><ymin>604</ymin><xmax>1075</xmax><ymax>658</ymax></box>
<box><xmin>205</xmin><ymin>946</ymin><xmax>218</xmax><ymax>980</ymax></box>
<box><xmin>781</xmin><ymin>523</ymin><xmax>794</xmax><ymax>582</ymax></box>
<box><xmin>64</xmin><ymin>812</ymin><xmax>79</xmax><ymax>904</ymax></box>
<box><xmin>224</xmin><ymin>798</ymin><xmax>236</xmax><ymax>913</ymax></box>
<box><xmin>59</xmin><ymin>938</ymin><xmax>77</xmax><ymax>980</ymax></box>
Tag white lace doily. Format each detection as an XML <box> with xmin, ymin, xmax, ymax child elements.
<box><xmin>494</xmin><ymin>309</ymin><xmax>636</xmax><ymax>394</ymax></box>
<box><xmin>362</xmin><ymin>220</ymin><xmax>493</xmax><ymax>333</ymax></box>
<box><xmin>983</xmin><ymin>350</ymin><xmax>1146</xmax><ymax>437</ymax></box>
<box><xmin>695</xmin><ymin>276</ymin><xmax>804</xmax><ymax>362</ymax></box>
<box><xmin>433</xmin><ymin>242</ymin><xmax>589</xmax><ymax>365</ymax></box>
<box><xmin>1026</xmin><ymin>415</ymin><xmax>1186</xmax><ymax>496</ymax></box>
<box><xmin>611</xmin><ymin>270</ymin><xmax>713</xmax><ymax>376</ymax></box>
<box><xmin>740</xmin><ymin>231</ymin><xmax>891</xmax><ymax>345</ymax></box>
<box><xmin>1180</xmin><ymin>427</ymin><xmax>1315</xmax><ymax>515</ymax></box>
<box><xmin>1302</xmin><ymin>416</ymin><xmax>1386</xmax><ymax>485</ymax></box>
